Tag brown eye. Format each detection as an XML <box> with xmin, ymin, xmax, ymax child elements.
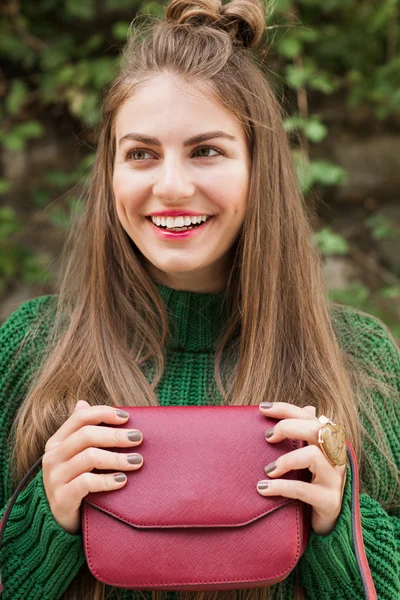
<box><xmin>193</xmin><ymin>145</ymin><xmax>223</xmax><ymax>158</ymax></box>
<box><xmin>126</xmin><ymin>149</ymin><xmax>153</xmax><ymax>161</ymax></box>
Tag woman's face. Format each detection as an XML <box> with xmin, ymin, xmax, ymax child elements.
<box><xmin>112</xmin><ymin>73</ymin><xmax>251</xmax><ymax>293</ymax></box>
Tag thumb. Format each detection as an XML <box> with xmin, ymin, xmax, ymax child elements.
<box><xmin>75</xmin><ymin>399</ymin><xmax>90</xmax><ymax>411</ymax></box>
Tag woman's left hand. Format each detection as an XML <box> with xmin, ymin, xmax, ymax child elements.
<box><xmin>257</xmin><ymin>402</ymin><xmax>347</xmax><ymax>536</ymax></box>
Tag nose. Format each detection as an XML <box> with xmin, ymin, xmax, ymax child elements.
<box><xmin>152</xmin><ymin>155</ymin><xmax>195</xmax><ymax>202</ymax></box>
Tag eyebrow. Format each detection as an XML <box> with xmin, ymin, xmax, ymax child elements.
<box><xmin>118</xmin><ymin>130</ymin><xmax>237</xmax><ymax>147</ymax></box>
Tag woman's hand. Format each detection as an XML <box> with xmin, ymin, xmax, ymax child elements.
<box><xmin>42</xmin><ymin>400</ymin><xmax>143</xmax><ymax>535</ymax></box>
<box><xmin>256</xmin><ymin>402</ymin><xmax>347</xmax><ymax>536</ymax></box>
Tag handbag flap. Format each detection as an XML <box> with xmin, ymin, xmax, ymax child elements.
<box><xmin>84</xmin><ymin>405</ymin><xmax>305</xmax><ymax>528</ymax></box>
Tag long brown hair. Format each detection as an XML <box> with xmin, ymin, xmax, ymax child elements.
<box><xmin>7</xmin><ymin>0</ymin><xmax>399</xmax><ymax>599</ymax></box>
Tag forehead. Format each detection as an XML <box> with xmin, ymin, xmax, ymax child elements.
<box><xmin>114</xmin><ymin>74</ymin><xmax>244</xmax><ymax>141</ymax></box>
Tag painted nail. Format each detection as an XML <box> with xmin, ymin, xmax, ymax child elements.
<box><xmin>260</xmin><ymin>402</ymin><xmax>273</xmax><ymax>409</ymax></box>
<box><xmin>264</xmin><ymin>461</ymin><xmax>277</xmax><ymax>475</ymax></box>
<box><xmin>127</xmin><ymin>431</ymin><xmax>142</xmax><ymax>442</ymax></box>
<box><xmin>116</xmin><ymin>410</ymin><xmax>129</xmax><ymax>419</ymax></box>
<box><xmin>257</xmin><ymin>481</ymin><xmax>269</xmax><ymax>490</ymax></box>
<box><xmin>114</xmin><ymin>474</ymin><xmax>127</xmax><ymax>482</ymax></box>
<box><xmin>265</xmin><ymin>427</ymin><xmax>274</xmax><ymax>439</ymax></box>
<box><xmin>127</xmin><ymin>454</ymin><xmax>142</xmax><ymax>464</ymax></box>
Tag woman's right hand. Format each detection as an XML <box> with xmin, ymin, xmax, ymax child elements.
<box><xmin>42</xmin><ymin>400</ymin><xmax>143</xmax><ymax>535</ymax></box>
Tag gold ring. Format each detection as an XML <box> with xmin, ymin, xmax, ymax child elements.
<box><xmin>317</xmin><ymin>415</ymin><xmax>347</xmax><ymax>467</ymax></box>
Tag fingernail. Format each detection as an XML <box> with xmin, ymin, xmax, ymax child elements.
<box><xmin>260</xmin><ymin>402</ymin><xmax>273</xmax><ymax>409</ymax></box>
<box><xmin>127</xmin><ymin>454</ymin><xmax>142</xmax><ymax>464</ymax></box>
<box><xmin>127</xmin><ymin>431</ymin><xmax>142</xmax><ymax>442</ymax></box>
<box><xmin>264</xmin><ymin>461</ymin><xmax>277</xmax><ymax>474</ymax></box>
<box><xmin>116</xmin><ymin>410</ymin><xmax>129</xmax><ymax>419</ymax></box>
<box><xmin>265</xmin><ymin>427</ymin><xmax>274</xmax><ymax>439</ymax></box>
<box><xmin>257</xmin><ymin>481</ymin><xmax>269</xmax><ymax>490</ymax></box>
<box><xmin>114</xmin><ymin>474</ymin><xmax>127</xmax><ymax>482</ymax></box>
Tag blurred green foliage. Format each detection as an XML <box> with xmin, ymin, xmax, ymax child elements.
<box><xmin>0</xmin><ymin>0</ymin><xmax>399</xmax><ymax>336</ymax></box>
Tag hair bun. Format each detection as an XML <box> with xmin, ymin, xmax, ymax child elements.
<box><xmin>166</xmin><ymin>0</ymin><xmax>266</xmax><ymax>49</ymax></box>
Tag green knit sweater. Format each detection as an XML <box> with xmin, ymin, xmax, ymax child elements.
<box><xmin>0</xmin><ymin>284</ymin><xmax>399</xmax><ymax>599</ymax></box>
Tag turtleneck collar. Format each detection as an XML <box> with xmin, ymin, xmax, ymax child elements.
<box><xmin>155</xmin><ymin>282</ymin><xmax>229</xmax><ymax>352</ymax></box>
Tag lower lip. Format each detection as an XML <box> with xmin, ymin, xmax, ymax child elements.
<box><xmin>148</xmin><ymin>217</ymin><xmax>213</xmax><ymax>240</ymax></box>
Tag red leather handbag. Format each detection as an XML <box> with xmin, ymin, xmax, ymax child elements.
<box><xmin>0</xmin><ymin>405</ymin><xmax>377</xmax><ymax>598</ymax></box>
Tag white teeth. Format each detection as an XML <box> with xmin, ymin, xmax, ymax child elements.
<box><xmin>150</xmin><ymin>214</ymin><xmax>210</xmax><ymax>228</ymax></box>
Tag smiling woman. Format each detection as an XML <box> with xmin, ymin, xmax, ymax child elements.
<box><xmin>112</xmin><ymin>74</ymin><xmax>250</xmax><ymax>292</ymax></box>
<box><xmin>0</xmin><ymin>0</ymin><xmax>399</xmax><ymax>599</ymax></box>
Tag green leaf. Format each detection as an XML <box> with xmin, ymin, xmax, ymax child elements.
<box><xmin>310</xmin><ymin>161</ymin><xmax>347</xmax><ymax>186</ymax></box>
<box><xmin>48</xmin><ymin>207</ymin><xmax>71</xmax><ymax>229</ymax></box>
<box><xmin>379</xmin><ymin>286</ymin><xmax>400</xmax><ymax>299</ymax></box>
<box><xmin>0</xmin><ymin>206</ymin><xmax>22</xmax><ymax>238</ymax></box>
<box><xmin>285</xmin><ymin>63</ymin><xmax>314</xmax><ymax>89</ymax></box>
<box><xmin>303</xmin><ymin>119</ymin><xmax>328</xmax><ymax>143</ymax></box>
<box><xmin>66</xmin><ymin>0</ymin><xmax>95</xmax><ymax>20</ymax></box>
<box><xmin>274</xmin><ymin>0</ymin><xmax>293</xmax><ymax>10</ymax></box>
<box><xmin>112</xmin><ymin>22</ymin><xmax>131</xmax><ymax>41</ymax></box>
<box><xmin>32</xmin><ymin>188</ymin><xmax>50</xmax><ymax>208</ymax></box>
<box><xmin>140</xmin><ymin>1</ymin><xmax>166</xmax><ymax>18</ymax></box>
<box><xmin>0</xmin><ymin>179</ymin><xmax>10</xmax><ymax>195</ymax></box>
<box><xmin>14</xmin><ymin>121</ymin><xmax>44</xmax><ymax>140</ymax></box>
<box><xmin>44</xmin><ymin>170</ymin><xmax>76</xmax><ymax>187</ymax></box>
<box><xmin>6</xmin><ymin>80</ymin><xmax>29</xmax><ymax>116</ymax></box>
<box><xmin>314</xmin><ymin>227</ymin><xmax>349</xmax><ymax>255</ymax></box>
<box><xmin>277</xmin><ymin>37</ymin><xmax>302</xmax><ymax>59</ymax></box>
<box><xmin>365</xmin><ymin>213</ymin><xmax>399</xmax><ymax>240</ymax></box>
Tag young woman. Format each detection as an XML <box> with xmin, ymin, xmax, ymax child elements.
<box><xmin>0</xmin><ymin>0</ymin><xmax>399</xmax><ymax>598</ymax></box>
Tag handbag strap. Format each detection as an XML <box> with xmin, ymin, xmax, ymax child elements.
<box><xmin>0</xmin><ymin>446</ymin><xmax>376</xmax><ymax>599</ymax></box>
<box><xmin>346</xmin><ymin>442</ymin><xmax>377</xmax><ymax>599</ymax></box>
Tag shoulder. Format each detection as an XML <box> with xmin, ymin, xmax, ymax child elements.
<box><xmin>329</xmin><ymin>303</ymin><xmax>400</xmax><ymax>376</ymax></box>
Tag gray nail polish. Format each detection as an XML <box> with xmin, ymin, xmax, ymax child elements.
<box><xmin>127</xmin><ymin>454</ymin><xmax>142</xmax><ymax>464</ymax></box>
<box><xmin>116</xmin><ymin>410</ymin><xmax>129</xmax><ymax>419</ymax></box>
<box><xmin>257</xmin><ymin>481</ymin><xmax>269</xmax><ymax>490</ymax></box>
<box><xmin>264</xmin><ymin>461</ymin><xmax>277</xmax><ymax>474</ymax></box>
<box><xmin>265</xmin><ymin>427</ymin><xmax>274</xmax><ymax>439</ymax></box>
<box><xmin>260</xmin><ymin>402</ymin><xmax>273</xmax><ymax>409</ymax></box>
<box><xmin>114</xmin><ymin>474</ymin><xmax>127</xmax><ymax>482</ymax></box>
<box><xmin>127</xmin><ymin>431</ymin><xmax>142</xmax><ymax>442</ymax></box>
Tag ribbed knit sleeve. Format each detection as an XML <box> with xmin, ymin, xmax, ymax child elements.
<box><xmin>0</xmin><ymin>297</ymin><xmax>85</xmax><ymax>599</ymax></box>
<box><xmin>297</xmin><ymin>307</ymin><xmax>400</xmax><ymax>599</ymax></box>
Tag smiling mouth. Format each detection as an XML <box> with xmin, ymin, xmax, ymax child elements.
<box><xmin>146</xmin><ymin>216</ymin><xmax>213</xmax><ymax>232</ymax></box>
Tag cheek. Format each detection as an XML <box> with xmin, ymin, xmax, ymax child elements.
<box><xmin>113</xmin><ymin>171</ymin><xmax>144</xmax><ymax>219</ymax></box>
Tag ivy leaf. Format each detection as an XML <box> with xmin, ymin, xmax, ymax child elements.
<box><xmin>314</xmin><ymin>227</ymin><xmax>349</xmax><ymax>255</ymax></box>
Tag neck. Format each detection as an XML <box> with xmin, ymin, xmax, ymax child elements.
<box><xmin>141</xmin><ymin>248</ymin><xmax>236</xmax><ymax>293</ymax></box>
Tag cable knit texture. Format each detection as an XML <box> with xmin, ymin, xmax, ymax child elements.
<box><xmin>0</xmin><ymin>284</ymin><xmax>399</xmax><ymax>599</ymax></box>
